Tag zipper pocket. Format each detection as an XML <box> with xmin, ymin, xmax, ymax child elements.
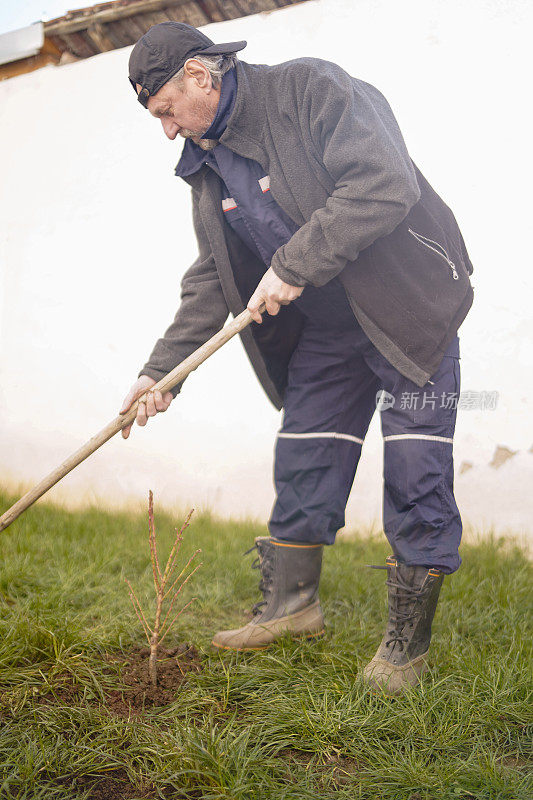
<box><xmin>408</xmin><ymin>228</ymin><xmax>459</xmax><ymax>280</ymax></box>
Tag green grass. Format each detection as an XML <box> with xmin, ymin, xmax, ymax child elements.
<box><xmin>0</xmin><ymin>490</ymin><xmax>531</xmax><ymax>799</ymax></box>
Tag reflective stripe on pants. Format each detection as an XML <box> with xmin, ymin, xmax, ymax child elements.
<box><xmin>268</xmin><ymin>320</ymin><xmax>462</xmax><ymax>573</ymax></box>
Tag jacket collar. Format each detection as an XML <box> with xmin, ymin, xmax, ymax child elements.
<box><xmin>175</xmin><ymin>61</ymin><xmax>269</xmax><ymax>179</ymax></box>
<box><xmin>219</xmin><ymin>60</ymin><xmax>268</xmax><ymax>167</ymax></box>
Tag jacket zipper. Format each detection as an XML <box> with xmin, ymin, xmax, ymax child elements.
<box><xmin>408</xmin><ymin>228</ymin><xmax>459</xmax><ymax>280</ymax></box>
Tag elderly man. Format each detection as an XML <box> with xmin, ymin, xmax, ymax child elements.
<box><xmin>122</xmin><ymin>22</ymin><xmax>473</xmax><ymax>695</ymax></box>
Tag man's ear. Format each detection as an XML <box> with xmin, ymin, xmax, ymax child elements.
<box><xmin>184</xmin><ymin>58</ymin><xmax>212</xmax><ymax>90</ymax></box>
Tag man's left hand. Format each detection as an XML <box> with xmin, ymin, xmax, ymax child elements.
<box><xmin>247</xmin><ymin>267</ymin><xmax>304</xmax><ymax>323</ymax></box>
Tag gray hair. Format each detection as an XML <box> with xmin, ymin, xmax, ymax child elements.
<box><xmin>168</xmin><ymin>53</ymin><xmax>238</xmax><ymax>89</ymax></box>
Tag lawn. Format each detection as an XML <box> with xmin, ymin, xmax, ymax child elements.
<box><xmin>0</xmin><ymin>490</ymin><xmax>531</xmax><ymax>799</ymax></box>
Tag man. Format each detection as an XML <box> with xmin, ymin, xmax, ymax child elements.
<box><xmin>122</xmin><ymin>22</ymin><xmax>474</xmax><ymax>696</ymax></box>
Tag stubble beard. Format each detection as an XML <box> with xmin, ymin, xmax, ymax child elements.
<box><xmin>179</xmin><ymin>92</ymin><xmax>218</xmax><ymax>150</ymax></box>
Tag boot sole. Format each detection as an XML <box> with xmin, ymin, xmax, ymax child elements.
<box><xmin>211</xmin><ymin>628</ymin><xmax>326</xmax><ymax>652</ymax></box>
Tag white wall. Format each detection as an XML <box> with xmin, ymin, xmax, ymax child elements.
<box><xmin>1</xmin><ymin>0</ymin><xmax>532</xmax><ymax>543</ymax></box>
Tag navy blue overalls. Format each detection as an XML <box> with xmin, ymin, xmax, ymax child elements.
<box><xmin>176</xmin><ymin>69</ymin><xmax>462</xmax><ymax>574</ymax></box>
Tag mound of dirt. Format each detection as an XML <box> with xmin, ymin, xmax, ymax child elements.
<box><xmin>104</xmin><ymin>642</ymin><xmax>201</xmax><ymax>714</ymax></box>
<box><xmin>38</xmin><ymin>642</ymin><xmax>202</xmax><ymax>716</ymax></box>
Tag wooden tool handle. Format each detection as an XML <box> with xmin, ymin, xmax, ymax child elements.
<box><xmin>0</xmin><ymin>307</ymin><xmax>258</xmax><ymax>533</ymax></box>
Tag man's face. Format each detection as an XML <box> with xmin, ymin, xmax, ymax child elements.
<box><xmin>139</xmin><ymin>59</ymin><xmax>221</xmax><ymax>144</ymax></box>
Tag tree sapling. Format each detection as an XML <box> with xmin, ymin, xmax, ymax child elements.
<box><xmin>125</xmin><ymin>491</ymin><xmax>201</xmax><ymax>686</ymax></box>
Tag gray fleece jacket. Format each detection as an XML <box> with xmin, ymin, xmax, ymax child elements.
<box><xmin>140</xmin><ymin>57</ymin><xmax>473</xmax><ymax>408</ymax></box>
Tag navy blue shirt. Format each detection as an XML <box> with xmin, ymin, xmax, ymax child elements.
<box><xmin>175</xmin><ymin>68</ymin><xmax>355</xmax><ymax>329</ymax></box>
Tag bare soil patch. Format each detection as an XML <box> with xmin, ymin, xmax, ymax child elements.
<box><xmin>39</xmin><ymin>642</ymin><xmax>202</xmax><ymax>716</ymax></box>
<box><xmin>105</xmin><ymin>643</ymin><xmax>201</xmax><ymax>714</ymax></box>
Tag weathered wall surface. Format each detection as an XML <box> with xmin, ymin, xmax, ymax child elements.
<box><xmin>1</xmin><ymin>0</ymin><xmax>532</xmax><ymax>544</ymax></box>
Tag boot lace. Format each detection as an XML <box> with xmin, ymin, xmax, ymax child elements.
<box><xmin>244</xmin><ymin>542</ymin><xmax>275</xmax><ymax>616</ymax></box>
<box><xmin>369</xmin><ymin>565</ymin><xmax>430</xmax><ymax>651</ymax></box>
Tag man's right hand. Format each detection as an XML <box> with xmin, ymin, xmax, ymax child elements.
<box><xmin>119</xmin><ymin>375</ymin><xmax>173</xmax><ymax>439</ymax></box>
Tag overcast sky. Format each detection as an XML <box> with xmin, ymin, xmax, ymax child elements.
<box><xmin>0</xmin><ymin>1</ymin><xmax>89</xmax><ymax>35</ymax></box>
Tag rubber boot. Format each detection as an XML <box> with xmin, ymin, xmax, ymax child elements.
<box><xmin>211</xmin><ymin>537</ymin><xmax>325</xmax><ymax>651</ymax></box>
<box><xmin>362</xmin><ymin>556</ymin><xmax>444</xmax><ymax>696</ymax></box>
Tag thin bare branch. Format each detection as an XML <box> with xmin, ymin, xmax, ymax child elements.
<box><xmin>161</xmin><ymin>533</ymin><xmax>183</xmax><ymax>587</ymax></box>
<box><xmin>163</xmin><ymin>549</ymin><xmax>202</xmax><ymax>600</ymax></box>
<box><xmin>159</xmin><ymin>562</ymin><xmax>203</xmax><ymax>637</ymax></box>
<box><xmin>148</xmin><ymin>490</ymin><xmax>161</xmax><ymax>590</ymax></box>
<box><xmin>159</xmin><ymin>598</ymin><xmax>197</xmax><ymax>645</ymax></box>
<box><xmin>124</xmin><ymin>577</ymin><xmax>151</xmax><ymax>643</ymax></box>
<box><xmin>158</xmin><ymin>587</ymin><xmax>180</xmax><ymax>638</ymax></box>
<box><xmin>149</xmin><ymin>526</ymin><xmax>160</xmax><ymax>593</ymax></box>
<box><xmin>126</xmin><ymin>592</ymin><xmax>151</xmax><ymax>643</ymax></box>
<box><xmin>124</xmin><ymin>577</ymin><xmax>151</xmax><ymax>632</ymax></box>
<box><xmin>164</xmin><ymin>509</ymin><xmax>194</xmax><ymax>579</ymax></box>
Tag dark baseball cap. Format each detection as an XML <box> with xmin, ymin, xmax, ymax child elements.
<box><xmin>129</xmin><ymin>21</ymin><xmax>247</xmax><ymax>108</ymax></box>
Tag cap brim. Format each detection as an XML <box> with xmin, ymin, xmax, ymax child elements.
<box><xmin>198</xmin><ymin>40</ymin><xmax>247</xmax><ymax>55</ymax></box>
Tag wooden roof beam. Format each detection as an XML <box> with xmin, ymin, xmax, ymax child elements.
<box><xmin>45</xmin><ymin>0</ymin><xmax>191</xmax><ymax>36</ymax></box>
<box><xmin>86</xmin><ymin>22</ymin><xmax>116</xmax><ymax>51</ymax></box>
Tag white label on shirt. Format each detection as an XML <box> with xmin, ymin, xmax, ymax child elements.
<box><xmin>258</xmin><ymin>175</ymin><xmax>270</xmax><ymax>193</ymax></box>
<box><xmin>222</xmin><ymin>197</ymin><xmax>237</xmax><ymax>212</ymax></box>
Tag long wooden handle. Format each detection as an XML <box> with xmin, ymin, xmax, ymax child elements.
<box><xmin>0</xmin><ymin>307</ymin><xmax>259</xmax><ymax>533</ymax></box>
